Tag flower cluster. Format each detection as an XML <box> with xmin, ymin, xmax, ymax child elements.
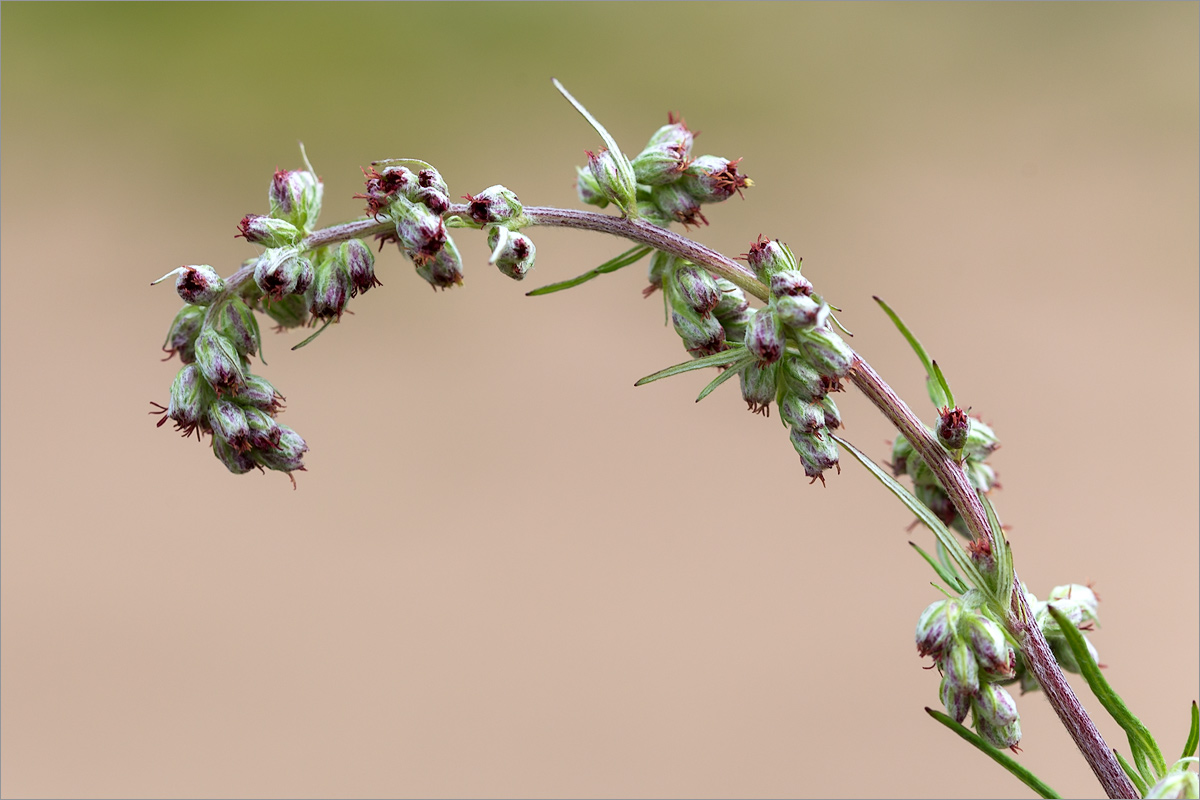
<box><xmin>916</xmin><ymin>595</ymin><xmax>1022</xmax><ymax>750</ymax></box>
<box><xmin>1013</xmin><ymin>583</ymin><xmax>1103</xmax><ymax>690</ymax></box>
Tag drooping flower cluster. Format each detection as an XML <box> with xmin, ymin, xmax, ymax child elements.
<box><xmin>1012</xmin><ymin>583</ymin><xmax>1103</xmax><ymax>691</ymax></box>
<box><xmin>916</xmin><ymin>595</ymin><xmax>1022</xmax><ymax>750</ymax></box>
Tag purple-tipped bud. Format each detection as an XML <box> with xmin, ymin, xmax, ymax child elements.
<box><xmin>253</xmin><ymin>249</ymin><xmax>313</xmax><ymax>301</ymax></box>
<box><xmin>962</xmin><ymin>614</ymin><xmax>1015</xmax><ymax>679</ymax></box>
<box><xmin>770</xmin><ymin>270</ymin><xmax>813</xmax><ymax>298</ymax></box>
<box><xmin>339</xmin><ymin>239</ymin><xmax>379</xmax><ymax>297</ymax></box>
<box><xmin>239</xmin><ymin>374</ymin><xmax>285</xmax><ymax>414</ymax></box>
<box><xmin>415</xmin><ymin>236</ymin><xmax>465</xmax><ymax>290</ymax></box>
<box><xmin>163</xmin><ymin>364</ymin><xmax>213</xmax><ymax>438</ymax></box>
<box><xmin>308</xmin><ymin>254</ymin><xmax>351</xmax><ymax>322</ymax></box>
<box><xmin>163</xmin><ymin>305</ymin><xmax>205</xmax><ymax>362</ymax></box>
<box><xmin>712</xmin><ymin>278</ymin><xmax>750</xmax><ymax>321</ymax></box>
<box><xmin>746</xmin><ymin>307</ymin><xmax>786</xmax><ymax>364</ymax></box>
<box><xmin>974</xmin><ymin>682</ymin><xmax>1020</xmax><ymax>728</ymax></box>
<box><xmin>487</xmin><ymin>227</ymin><xmax>536</xmax><ymax>281</ymax></box>
<box><xmin>963</xmin><ymin>417</ymin><xmax>1000</xmax><ymax>460</ymax></box>
<box><xmin>241</xmin><ymin>406</ymin><xmax>282</xmax><ymax>451</ymax></box>
<box><xmin>739</xmin><ymin>361</ymin><xmax>777</xmax><ymax>415</ymax></box>
<box><xmin>631</xmin><ymin>142</ymin><xmax>691</xmax><ymax>186</ymax></box>
<box><xmin>268</xmin><ymin>168</ymin><xmax>322</xmax><ymax>232</ymax></box>
<box><xmin>208</xmin><ymin>399</ymin><xmax>252</xmax><ymax>453</ymax></box>
<box><xmin>819</xmin><ymin>396</ymin><xmax>842</xmax><ymax>430</ymax></box>
<box><xmin>940</xmin><ymin>676</ymin><xmax>973</xmax><ymax>724</ymax></box>
<box><xmin>390</xmin><ymin>198</ymin><xmax>448</xmax><ymax>259</ymax></box>
<box><xmin>976</xmin><ymin>714</ymin><xmax>1022</xmax><ymax>751</ymax></box>
<box><xmin>1047</xmin><ymin>585</ymin><xmax>1100</xmax><ymax>619</ymax></box>
<box><xmin>253</xmin><ymin>424</ymin><xmax>308</xmax><ymax>474</ymax></box>
<box><xmin>213</xmin><ymin>435</ymin><xmax>258</xmax><ymax>475</ymax></box>
<box><xmin>650</xmin><ymin>182</ymin><xmax>707</xmax><ymax>227</ymax></box>
<box><xmin>211</xmin><ymin>298</ymin><xmax>262</xmax><ymax>358</ymax></box>
<box><xmin>779</xmin><ymin>393</ymin><xmax>826</xmax><ymax>433</ymax></box>
<box><xmin>673</xmin><ymin>264</ymin><xmax>720</xmax><ymax>315</ymax></box>
<box><xmin>587</xmin><ymin>147</ymin><xmax>638</xmax><ymax>217</ymax></box>
<box><xmin>790</xmin><ymin>428</ymin><xmax>839</xmax><ymax>482</ymax></box>
<box><xmin>466</xmin><ymin>185</ymin><xmax>525</xmax><ymax>226</ymax></box>
<box><xmin>937</xmin><ymin>406</ymin><xmax>971</xmax><ymax>451</ymax></box>
<box><xmin>916</xmin><ymin>599</ymin><xmax>961</xmax><ymax>660</ymax></box>
<box><xmin>745</xmin><ymin>236</ymin><xmax>799</xmax><ymax>282</ymax></box>
<box><xmin>260</xmin><ymin>294</ymin><xmax>309</xmax><ymax>330</ymax></box>
<box><xmin>194</xmin><ymin>328</ymin><xmax>245</xmax><ymax>397</ymax></box>
<box><xmin>942</xmin><ymin>640</ymin><xmax>980</xmax><ymax>698</ymax></box>
<box><xmin>236</xmin><ymin>214</ymin><xmax>302</xmax><ymax>248</ymax></box>
<box><xmin>670</xmin><ymin>305</ymin><xmax>727</xmax><ymax>356</ymax></box>
<box><xmin>575</xmin><ymin>166</ymin><xmax>610</xmax><ymax>209</ymax></box>
<box><xmin>681</xmin><ymin>155</ymin><xmax>751</xmax><ymax>204</ymax></box>
<box><xmin>176</xmin><ymin>265</ymin><xmax>225</xmax><ymax>305</ymax></box>
<box><xmin>645</xmin><ymin>115</ymin><xmax>695</xmax><ymax>155</ymax></box>
<box><xmin>774</xmin><ymin>295</ymin><xmax>823</xmax><ymax>331</ymax></box>
<box><xmin>778</xmin><ymin>355</ymin><xmax>825</xmax><ymax>403</ymax></box>
<box><xmin>798</xmin><ymin>327</ymin><xmax>854</xmax><ymax>378</ymax></box>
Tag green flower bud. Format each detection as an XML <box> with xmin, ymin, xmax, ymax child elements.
<box><xmin>937</xmin><ymin>406</ymin><xmax>971</xmax><ymax>451</ymax></box>
<box><xmin>635</xmin><ymin>198</ymin><xmax>674</xmax><ymax>227</ymax></box>
<box><xmin>162</xmin><ymin>363</ymin><xmax>213</xmax><ymax>438</ymax></box>
<box><xmin>575</xmin><ymin>166</ymin><xmax>609</xmax><ymax>208</ymax></box>
<box><xmin>241</xmin><ymin>405</ymin><xmax>282</xmax><ymax>451</ymax></box>
<box><xmin>194</xmin><ymin>328</ymin><xmax>245</xmax><ymax>396</ymax></box>
<box><xmin>916</xmin><ymin>599</ymin><xmax>961</xmax><ymax>659</ymax></box>
<box><xmin>672</xmin><ymin>263</ymin><xmax>720</xmax><ymax>315</ymax></box>
<box><xmin>790</xmin><ymin>428</ymin><xmax>839</xmax><ymax>483</ymax></box>
<box><xmin>976</xmin><ymin>713</ymin><xmax>1022</xmax><ymax>750</ymax></box>
<box><xmin>260</xmin><ymin>294</ymin><xmax>309</xmax><ymax>330</ymax></box>
<box><xmin>269</xmin><ymin>168</ymin><xmax>322</xmax><ymax>232</ymax></box>
<box><xmin>973</xmin><ymin>682</ymin><xmax>1020</xmax><ymax>728</ymax></box>
<box><xmin>340</xmin><ymin>239</ymin><xmax>379</xmax><ymax>297</ymax></box>
<box><xmin>778</xmin><ymin>355</ymin><xmax>825</xmax><ymax>403</ymax></box>
<box><xmin>1047</xmin><ymin>585</ymin><xmax>1099</xmax><ymax>620</ymax></box>
<box><xmin>940</xmin><ymin>676</ymin><xmax>973</xmax><ymax>724</ymax></box>
<box><xmin>213</xmin><ymin>434</ymin><xmax>257</xmax><ymax>475</ymax></box>
<box><xmin>963</xmin><ymin>417</ymin><xmax>1000</xmax><ymax>460</ymax></box>
<box><xmin>739</xmin><ymin>361</ymin><xmax>777</xmax><ymax>415</ymax></box>
<box><xmin>587</xmin><ymin>147</ymin><xmax>638</xmax><ymax>217</ymax></box>
<box><xmin>942</xmin><ymin>640</ymin><xmax>980</xmax><ymax>698</ymax></box>
<box><xmin>466</xmin><ymin>185</ymin><xmax>525</xmax><ymax>226</ymax></box>
<box><xmin>779</xmin><ymin>393</ymin><xmax>825</xmax><ymax>433</ymax></box>
<box><xmin>487</xmin><ymin>227</ymin><xmax>536</xmax><ymax>280</ymax></box>
<box><xmin>631</xmin><ymin>142</ymin><xmax>690</xmax><ymax>186</ymax></box>
<box><xmin>308</xmin><ymin>252</ymin><xmax>351</xmax><ymax>322</ymax></box>
<box><xmin>966</xmin><ymin>459</ymin><xmax>997</xmax><ymax>492</ymax></box>
<box><xmin>1143</xmin><ymin>764</ymin><xmax>1199</xmax><ymax>799</ymax></box>
<box><xmin>670</xmin><ymin>304</ymin><xmax>727</xmax><ymax>356</ymax></box>
<box><xmin>797</xmin><ymin>327</ymin><xmax>854</xmax><ymax>378</ymax></box>
<box><xmin>254</xmin><ymin>249</ymin><xmax>313</xmax><ymax>301</ymax></box>
<box><xmin>769</xmin><ymin>270</ymin><xmax>813</xmax><ymax>298</ymax></box>
<box><xmin>175</xmin><ymin>265</ymin><xmax>224</xmax><ymax>305</ymax></box>
<box><xmin>239</xmin><ymin>374</ymin><xmax>285</xmax><ymax>413</ymax></box>
<box><xmin>644</xmin><ymin>116</ymin><xmax>695</xmax><ymax>155</ymax></box>
<box><xmin>208</xmin><ymin>398</ymin><xmax>252</xmax><ymax>453</ymax></box>
<box><xmin>388</xmin><ymin>197</ymin><xmax>448</xmax><ymax>260</ymax></box>
<box><xmin>253</xmin><ymin>424</ymin><xmax>308</xmax><ymax>474</ymax></box>
<box><xmin>415</xmin><ymin>236</ymin><xmax>464</xmax><ymax>290</ymax></box>
<box><xmin>651</xmin><ymin>182</ymin><xmax>706</xmax><ymax>227</ymax></box>
<box><xmin>774</xmin><ymin>294</ymin><xmax>825</xmax><ymax>331</ymax></box>
<box><xmin>962</xmin><ymin>614</ymin><xmax>1015</xmax><ymax>679</ymax></box>
<box><xmin>163</xmin><ymin>304</ymin><xmax>205</xmax><ymax>362</ymax></box>
<box><xmin>680</xmin><ymin>155</ymin><xmax>750</xmax><ymax>204</ymax></box>
<box><xmin>746</xmin><ymin>307</ymin><xmax>785</xmax><ymax>364</ymax></box>
<box><xmin>890</xmin><ymin>434</ymin><xmax>914</xmax><ymax>478</ymax></box>
<box><xmin>712</xmin><ymin>279</ymin><xmax>752</xmax><ymax>342</ymax></box>
<box><xmin>211</xmin><ymin>297</ymin><xmax>261</xmax><ymax>358</ymax></box>
<box><xmin>1047</xmin><ymin>627</ymin><xmax>1100</xmax><ymax>674</ymax></box>
<box><xmin>746</xmin><ymin>236</ymin><xmax>799</xmax><ymax>282</ymax></box>
<box><xmin>819</xmin><ymin>396</ymin><xmax>842</xmax><ymax>430</ymax></box>
<box><xmin>236</xmin><ymin>214</ymin><xmax>302</xmax><ymax>248</ymax></box>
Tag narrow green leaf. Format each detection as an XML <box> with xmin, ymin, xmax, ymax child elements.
<box><xmin>931</xmin><ymin>360</ymin><xmax>955</xmax><ymax>409</ymax></box>
<box><xmin>695</xmin><ymin>353</ymin><xmax>754</xmax><ymax>403</ymax></box>
<box><xmin>978</xmin><ymin>491</ymin><xmax>1013</xmax><ymax>610</ymax></box>
<box><xmin>290</xmin><ymin>320</ymin><xmax>333</xmax><ymax>351</ymax></box>
<box><xmin>370</xmin><ymin>157</ymin><xmax>437</xmax><ymax>173</ymax></box>
<box><xmin>925</xmin><ymin>707</ymin><xmax>1061</xmax><ymax>799</ymax></box>
<box><xmin>526</xmin><ymin>245</ymin><xmax>652</xmax><ymax>296</ymax></box>
<box><xmin>634</xmin><ymin>346</ymin><xmax>747</xmax><ymax>387</ymax></box>
<box><xmin>1046</xmin><ymin>605</ymin><xmax>1169</xmax><ymax>780</ymax></box>
<box><xmin>1180</xmin><ymin>701</ymin><xmax>1198</xmax><ymax>760</ymax></box>
<box><xmin>1114</xmin><ymin>749</ymin><xmax>1150</xmax><ymax>796</ymax></box>
<box><xmin>833</xmin><ymin>435</ymin><xmax>986</xmax><ymax>591</ymax></box>
<box><xmin>829</xmin><ymin>312</ymin><xmax>854</xmax><ymax>338</ymax></box>
<box><xmin>873</xmin><ymin>296</ymin><xmax>949</xmax><ymax>409</ymax></box>
<box><xmin>910</xmin><ymin>541</ymin><xmax>968</xmax><ymax>595</ymax></box>
<box><xmin>553</xmin><ymin>78</ymin><xmax>623</xmax><ymax>161</ymax></box>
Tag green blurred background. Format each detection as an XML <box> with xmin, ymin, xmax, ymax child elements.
<box><xmin>2</xmin><ymin>3</ymin><xmax>1197</xmax><ymax>798</ymax></box>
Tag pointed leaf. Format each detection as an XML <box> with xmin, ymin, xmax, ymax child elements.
<box><xmin>910</xmin><ymin>541</ymin><xmax>968</xmax><ymax>595</ymax></box>
<box><xmin>926</xmin><ymin>708</ymin><xmax>1061</xmax><ymax>799</ymax></box>
<box><xmin>696</xmin><ymin>353</ymin><xmax>755</xmax><ymax>403</ymax></box>
<box><xmin>1046</xmin><ymin>604</ymin><xmax>1169</xmax><ymax>781</ymax></box>
<box><xmin>370</xmin><ymin>157</ymin><xmax>437</xmax><ymax>173</ymax></box>
<box><xmin>1182</xmin><ymin>701</ymin><xmax>1199</xmax><ymax>760</ymax></box>
<box><xmin>978</xmin><ymin>491</ymin><xmax>1013</xmax><ymax>610</ymax></box>
<box><xmin>874</xmin><ymin>296</ymin><xmax>949</xmax><ymax>409</ymax></box>
<box><xmin>553</xmin><ymin>78</ymin><xmax>623</xmax><ymax>162</ymax></box>
<box><xmin>931</xmin><ymin>360</ymin><xmax>955</xmax><ymax>409</ymax></box>
<box><xmin>833</xmin><ymin>435</ymin><xmax>986</xmax><ymax>591</ymax></box>
<box><xmin>634</xmin><ymin>346</ymin><xmax>747</xmax><ymax>387</ymax></box>
<box><xmin>290</xmin><ymin>320</ymin><xmax>333</xmax><ymax>351</ymax></box>
<box><xmin>527</xmin><ymin>245</ymin><xmax>652</xmax><ymax>296</ymax></box>
<box><xmin>1114</xmin><ymin>750</ymin><xmax>1150</xmax><ymax>797</ymax></box>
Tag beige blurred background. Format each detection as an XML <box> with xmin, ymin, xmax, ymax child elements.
<box><xmin>2</xmin><ymin>4</ymin><xmax>1196</xmax><ymax>798</ymax></box>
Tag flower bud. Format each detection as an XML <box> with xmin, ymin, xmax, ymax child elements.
<box><xmin>673</xmin><ymin>263</ymin><xmax>720</xmax><ymax>315</ymax></box>
<box><xmin>916</xmin><ymin>483</ymin><xmax>959</xmax><ymax>528</ymax></box>
<box><xmin>963</xmin><ymin>417</ymin><xmax>1000</xmax><ymax>460</ymax></box>
<box><xmin>268</xmin><ymin>168</ymin><xmax>322</xmax><ymax>232</ymax></box>
<box><xmin>940</xmin><ymin>676</ymin><xmax>973</xmax><ymax>724</ymax></box>
<box><xmin>681</xmin><ymin>155</ymin><xmax>750</xmax><ymax>204</ymax></box>
<box><xmin>962</xmin><ymin>614</ymin><xmax>1015</xmax><ymax>678</ymax></box>
<box><xmin>239</xmin><ymin>374</ymin><xmax>285</xmax><ymax>414</ymax></box>
<box><xmin>778</xmin><ymin>355</ymin><xmax>825</xmax><ymax>402</ymax></box>
<box><xmin>194</xmin><ymin>328</ymin><xmax>245</xmax><ymax>396</ymax></box>
<box><xmin>746</xmin><ymin>307</ymin><xmax>786</xmax><ymax>364</ymax></box>
<box><xmin>977</xmin><ymin>714</ymin><xmax>1022</xmax><ymax>750</ymax></box>
<box><xmin>779</xmin><ymin>393</ymin><xmax>825</xmax><ymax>433</ymax></box>
<box><xmin>916</xmin><ymin>599</ymin><xmax>961</xmax><ymax>659</ymax></box>
<box><xmin>466</xmin><ymin>185</ymin><xmax>525</xmax><ymax>226</ymax></box>
<box><xmin>415</xmin><ymin>236</ymin><xmax>465</xmax><ymax>290</ymax></box>
<box><xmin>712</xmin><ymin>279</ymin><xmax>752</xmax><ymax>343</ymax></box>
<box><xmin>208</xmin><ymin>399</ymin><xmax>251</xmax><ymax>452</ymax></box>
<box><xmin>774</xmin><ymin>294</ymin><xmax>824</xmax><ymax>331</ymax></box>
<box><xmin>769</xmin><ymin>270</ymin><xmax>813</xmax><ymax>298</ymax></box>
<box><xmin>253</xmin><ymin>424</ymin><xmax>308</xmax><ymax>473</ymax></box>
<box><xmin>340</xmin><ymin>239</ymin><xmax>379</xmax><ymax>297</ymax></box>
<box><xmin>746</xmin><ymin>236</ymin><xmax>799</xmax><ymax>282</ymax></box>
<box><xmin>790</xmin><ymin>428</ymin><xmax>839</xmax><ymax>482</ymax></box>
<box><xmin>651</xmin><ymin>182</ymin><xmax>706</xmax><ymax>227</ymax></box>
<box><xmin>937</xmin><ymin>406</ymin><xmax>971</xmax><ymax>451</ymax></box>
<box><xmin>487</xmin><ymin>227</ymin><xmax>536</xmax><ymax>280</ymax></box>
<box><xmin>671</xmin><ymin>305</ymin><xmax>727</xmax><ymax>356</ymax></box>
<box><xmin>942</xmin><ymin>640</ymin><xmax>980</xmax><ymax>698</ymax></box>
<box><xmin>587</xmin><ymin>147</ymin><xmax>638</xmax><ymax>216</ymax></box>
<box><xmin>390</xmin><ymin>198</ymin><xmax>448</xmax><ymax>259</ymax></box>
<box><xmin>254</xmin><ymin>249</ymin><xmax>313</xmax><ymax>300</ymax></box>
<box><xmin>974</xmin><ymin>682</ymin><xmax>1020</xmax><ymax>728</ymax></box>
<box><xmin>644</xmin><ymin>116</ymin><xmax>695</xmax><ymax>156</ymax></box>
<box><xmin>1047</xmin><ymin>585</ymin><xmax>1099</xmax><ymax>619</ymax></box>
<box><xmin>213</xmin><ymin>434</ymin><xmax>257</xmax><ymax>475</ymax></box>
<box><xmin>236</xmin><ymin>214</ymin><xmax>302</xmax><ymax>248</ymax></box>
<box><xmin>819</xmin><ymin>396</ymin><xmax>842</xmax><ymax>430</ymax></box>
<box><xmin>739</xmin><ymin>361</ymin><xmax>777</xmax><ymax>415</ymax></box>
<box><xmin>260</xmin><ymin>294</ymin><xmax>310</xmax><ymax>330</ymax></box>
<box><xmin>575</xmin><ymin>166</ymin><xmax>610</xmax><ymax>208</ymax></box>
<box><xmin>631</xmin><ymin>142</ymin><xmax>690</xmax><ymax>186</ymax></box>
<box><xmin>1049</xmin><ymin>632</ymin><xmax>1099</xmax><ymax>674</ymax></box>
<box><xmin>966</xmin><ymin>460</ymin><xmax>997</xmax><ymax>492</ymax></box>
<box><xmin>798</xmin><ymin>327</ymin><xmax>854</xmax><ymax>378</ymax></box>
<box><xmin>211</xmin><ymin>298</ymin><xmax>262</xmax><ymax>358</ymax></box>
<box><xmin>1143</xmin><ymin>765</ymin><xmax>1199</xmax><ymax>799</ymax></box>
<box><xmin>635</xmin><ymin>199</ymin><xmax>674</xmax><ymax>228</ymax></box>
<box><xmin>164</xmin><ymin>364</ymin><xmax>213</xmax><ymax>437</ymax></box>
<box><xmin>308</xmin><ymin>253</ymin><xmax>351</xmax><ymax>321</ymax></box>
<box><xmin>163</xmin><ymin>304</ymin><xmax>205</xmax><ymax>362</ymax></box>
<box><xmin>241</xmin><ymin>405</ymin><xmax>282</xmax><ymax>450</ymax></box>
<box><xmin>176</xmin><ymin>265</ymin><xmax>225</xmax><ymax>305</ymax></box>
<box><xmin>890</xmin><ymin>434</ymin><xmax>914</xmax><ymax>477</ymax></box>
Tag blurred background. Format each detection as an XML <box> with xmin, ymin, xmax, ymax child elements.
<box><xmin>2</xmin><ymin>3</ymin><xmax>1196</xmax><ymax>798</ymax></box>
